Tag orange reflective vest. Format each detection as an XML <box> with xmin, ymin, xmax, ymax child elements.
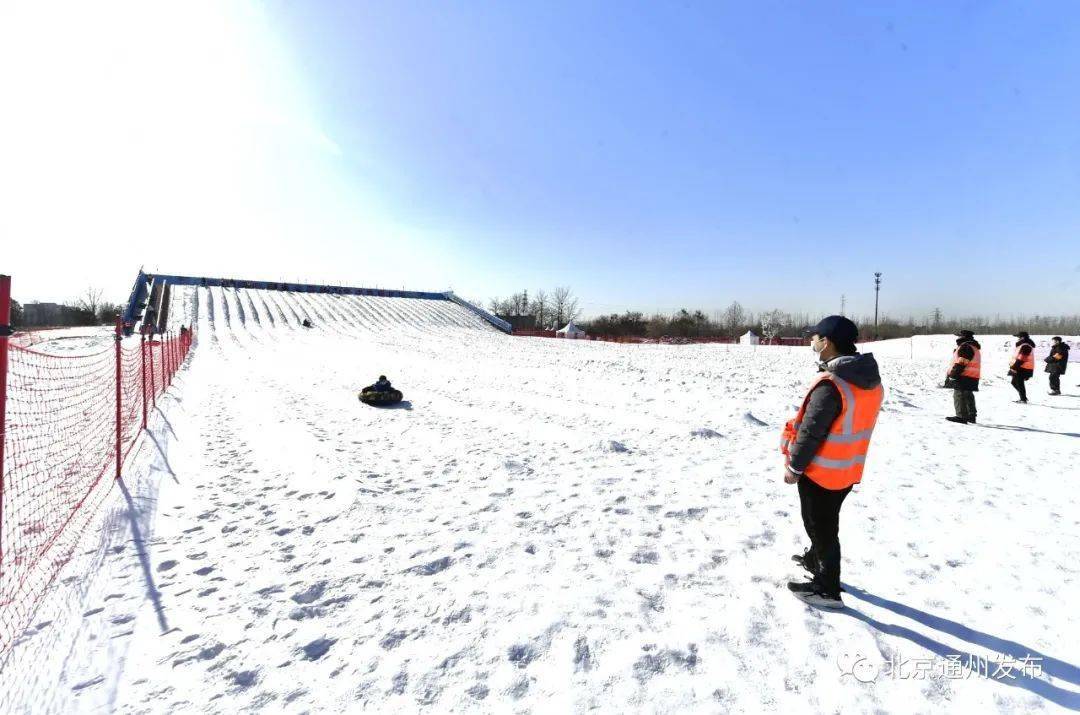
<box><xmin>780</xmin><ymin>373</ymin><xmax>884</xmax><ymax>490</ymax></box>
<box><xmin>1014</xmin><ymin>344</ymin><xmax>1035</xmax><ymax>372</ymax></box>
<box><xmin>952</xmin><ymin>343</ymin><xmax>981</xmax><ymax>380</ymax></box>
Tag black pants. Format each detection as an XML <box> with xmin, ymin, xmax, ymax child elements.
<box><xmin>1049</xmin><ymin>372</ymin><xmax>1061</xmax><ymax>393</ymax></box>
<box><xmin>952</xmin><ymin>389</ymin><xmax>976</xmax><ymax>421</ymax></box>
<box><xmin>1011</xmin><ymin>373</ymin><xmax>1028</xmax><ymax>401</ymax></box>
<box><xmin>798</xmin><ymin>476</ymin><xmax>852</xmax><ymax>597</ymax></box>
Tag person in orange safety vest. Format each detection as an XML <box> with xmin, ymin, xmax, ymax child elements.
<box><xmin>945</xmin><ymin>329</ymin><xmax>981</xmax><ymax>424</ymax></box>
<box><xmin>781</xmin><ymin>315</ymin><xmax>884</xmax><ymax>609</ymax></box>
<box><xmin>1009</xmin><ymin>330</ymin><xmax>1036</xmax><ymax>403</ymax></box>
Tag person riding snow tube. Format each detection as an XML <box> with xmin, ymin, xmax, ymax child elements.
<box><xmin>359</xmin><ymin>375</ymin><xmax>403</xmax><ymax>406</ymax></box>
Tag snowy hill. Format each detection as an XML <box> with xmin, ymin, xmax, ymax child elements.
<box><xmin>3</xmin><ymin>289</ymin><xmax>1078</xmax><ymax>713</ymax></box>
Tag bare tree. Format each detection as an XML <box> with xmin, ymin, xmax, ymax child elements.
<box><xmin>760</xmin><ymin>309</ymin><xmax>786</xmax><ymax>344</ymax></box>
<box><xmin>565</xmin><ymin>294</ymin><xmax>581</xmax><ymax>323</ymax></box>
<box><xmin>551</xmin><ymin>286</ymin><xmax>572</xmax><ymax>327</ymax></box>
<box><xmin>78</xmin><ymin>287</ymin><xmax>104</xmax><ymax>317</ymax></box>
<box><xmin>489</xmin><ymin>297</ymin><xmax>512</xmax><ymax>315</ymax></box>
<box><xmin>722</xmin><ymin>300</ymin><xmax>746</xmax><ymax>336</ymax></box>
<box><xmin>532</xmin><ymin>289</ymin><xmax>549</xmax><ymax>329</ymax></box>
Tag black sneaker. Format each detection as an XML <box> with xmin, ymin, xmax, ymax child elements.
<box><xmin>787</xmin><ymin>580</ymin><xmax>843</xmax><ymax>609</ymax></box>
<box><xmin>945</xmin><ymin>416</ymin><xmax>968</xmax><ymax>424</ymax></box>
<box><xmin>791</xmin><ymin>548</ymin><xmax>821</xmax><ymax>575</ymax></box>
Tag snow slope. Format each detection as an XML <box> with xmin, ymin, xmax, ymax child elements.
<box><xmin>4</xmin><ymin>287</ymin><xmax>1078</xmax><ymax>713</ymax></box>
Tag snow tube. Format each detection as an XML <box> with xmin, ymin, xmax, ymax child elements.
<box><xmin>359</xmin><ymin>388</ymin><xmax>403</xmax><ymax>406</ymax></box>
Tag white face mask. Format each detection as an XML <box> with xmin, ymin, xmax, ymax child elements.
<box><xmin>811</xmin><ymin>336</ymin><xmax>826</xmax><ymax>355</ymax></box>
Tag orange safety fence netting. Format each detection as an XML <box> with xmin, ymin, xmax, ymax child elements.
<box><xmin>0</xmin><ymin>331</ymin><xmax>192</xmax><ymax>655</ymax></box>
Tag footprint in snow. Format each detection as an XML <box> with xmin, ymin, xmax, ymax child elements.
<box><xmin>405</xmin><ymin>556</ymin><xmax>453</xmax><ymax>576</ymax></box>
<box><xmin>298</xmin><ymin>637</ymin><xmax>336</xmax><ymax>661</ymax></box>
<box><xmin>380</xmin><ymin>630</ymin><xmax>410</xmax><ymax>650</ymax></box>
<box><xmin>690</xmin><ymin>428</ymin><xmax>723</xmax><ymax>439</ymax></box>
<box><xmin>229</xmin><ymin>670</ymin><xmax>259</xmax><ymax>689</ymax></box>
<box><xmin>507</xmin><ymin>643</ymin><xmax>540</xmax><ymax>668</ymax></box>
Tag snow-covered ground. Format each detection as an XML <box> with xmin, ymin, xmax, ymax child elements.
<box><xmin>11</xmin><ymin>325</ymin><xmax>116</xmax><ymax>354</ymax></box>
<box><xmin>3</xmin><ymin>286</ymin><xmax>1078</xmax><ymax>713</ymax></box>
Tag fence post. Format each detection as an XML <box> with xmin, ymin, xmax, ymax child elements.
<box><xmin>148</xmin><ymin>330</ymin><xmax>156</xmax><ymax>408</ymax></box>
<box><xmin>159</xmin><ymin>331</ymin><xmax>165</xmax><ymax>390</ymax></box>
<box><xmin>140</xmin><ymin>332</ymin><xmax>148</xmax><ymax>430</ymax></box>
<box><xmin>0</xmin><ymin>275</ymin><xmax>12</xmax><ymax>566</ymax></box>
<box><xmin>114</xmin><ymin>316</ymin><xmax>122</xmax><ymax>480</ymax></box>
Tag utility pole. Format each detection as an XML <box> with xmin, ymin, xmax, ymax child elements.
<box><xmin>840</xmin><ymin>294</ymin><xmax>846</xmax><ymax>316</ymax></box>
<box><xmin>873</xmin><ymin>272</ymin><xmax>882</xmax><ymax>339</ymax></box>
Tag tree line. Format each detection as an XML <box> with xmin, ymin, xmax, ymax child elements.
<box><xmin>10</xmin><ymin>287</ymin><xmax>125</xmax><ymax>329</ymax></box>
<box><xmin>580</xmin><ymin>302</ymin><xmax>1080</xmax><ymax>340</ymax></box>
<box><xmin>581</xmin><ymin>302</ymin><xmax>796</xmax><ymax>339</ymax></box>
<box><xmin>488</xmin><ymin>287</ymin><xmax>582</xmax><ymax>330</ymax></box>
<box><xmin>857</xmin><ymin>310</ymin><xmax>1080</xmax><ymax>340</ymax></box>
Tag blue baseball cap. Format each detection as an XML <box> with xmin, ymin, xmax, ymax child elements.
<box><xmin>804</xmin><ymin>315</ymin><xmax>859</xmax><ymax>345</ymax></box>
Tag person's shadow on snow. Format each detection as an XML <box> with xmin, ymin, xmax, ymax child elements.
<box><xmin>838</xmin><ymin>584</ymin><xmax>1080</xmax><ymax>709</ymax></box>
<box><xmin>384</xmin><ymin>400</ymin><xmax>413</xmax><ymax>411</ymax></box>
<box><xmin>976</xmin><ymin>423</ymin><xmax>1080</xmax><ymax>439</ymax></box>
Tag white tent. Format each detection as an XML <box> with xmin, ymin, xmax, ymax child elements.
<box><xmin>739</xmin><ymin>330</ymin><xmax>760</xmax><ymax>346</ymax></box>
<box><xmin>556</xmin><ymin>321</ymin><xmax>587</xmax><ymax>339</ymax></box>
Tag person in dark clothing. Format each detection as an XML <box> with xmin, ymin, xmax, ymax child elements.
<box><xmin>1009</xmin><ymin>331</ymin><xmax>1036</xmax><ymax>403</ymax></box>
<box><xmin>301</xmin><ymin>318</ymin><xmax>313</xmax><ymax>329</ymax></box>
<box><xmin>366</xmin><ymin>375</ymin><xmax>392</xmax><ymax>393</ymax></box>
<box><xmin>1045</xmin><ymin>337</ymin><xmax>1070</xmax><ymax>395</ymax></box>
<box><xmin>782</xmin><ymin>315</ymin><xmax>884</xmax><ymax>609</ymax></box>
<box><xmin>945</xmin><ymin>330</ymin><xmax>981</xmax><ymax>424</ymax></box>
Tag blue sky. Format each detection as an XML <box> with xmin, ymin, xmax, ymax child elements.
<box><xmin>4</xmin><ymin>2</ymin><xmax>1079</xmax><ymax>319</ymax></box>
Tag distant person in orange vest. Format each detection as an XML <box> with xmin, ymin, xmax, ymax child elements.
<box><xmin>1044</xmin><ymin>336</ymin><xmax>1069</xmax><ymax>396</ymax></box>
<box><xmin>780</xmin><ymin>315</ymin><xmax>884</xmax><ymax>609</ymax></box>
<box><xmin>1009</xmin><ymin>331</ymin><xmax>1036</xmax><ymax>403</ymax></box>
<box><xmin>945</xmin><ymin>329</ymin><xmax>981</xmax><ymax>424</ymax></box>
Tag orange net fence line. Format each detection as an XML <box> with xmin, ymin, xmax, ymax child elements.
<box><xmin>0</xmin><ymin>327</ymin><xmax>193</xmax><ymax>655</ymax></box>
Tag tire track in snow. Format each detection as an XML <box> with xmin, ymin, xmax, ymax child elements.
<box><xmin>395</xmin><ymin>298</ymin><xmax>447</xmax><ymax>336</ymax></box>
<box><xmin>309</xmin><ymin>292</ymin><xmax>364</xmax><ymax>339</ymax></box>
<box><xmin>349</xmin><ymin>295</ymin><xmax>391</xmax><ymax>332</ymax></box>
<box><xmin>326</xmin><ymin>294</ymin><xmax>371</xmax><ymax>336</ymax></box>
<box><xmin>290</xmin><ymin>292</ymin><xmax>327</xmax><ymax>325</ymax></box>
<box><xmin>249</xmin><ymin>289</ymin><xmax>277</xmax><ymax>328</ymax></box>
<box><xmin>221</xmin><ymin>287</ymin><xmax>256</xmax><ymax>348</ymax></box>
<box><xmin>200</xmin><ymin>286</ymin><xmax>222</xmax><ymax>350</ymax></box>
<box><xmin>281</xmin><ymin>291</ymin><xmax>315</xmax><ymax>326</ymax></box>
<box><xmin>263</xmin><ymin>290</ymin><xmax>301</xmax><ymax>329</ymax></box>
<box><xmin>240</xmin><ymin>288</ymin><xmax>269</xmax><ymax>333</ymax></box>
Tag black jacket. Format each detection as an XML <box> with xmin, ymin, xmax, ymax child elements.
<box><xmin>1010</xmin><ymin>338</ymin><xmax>1036</xmax><ymax>378</ymax></box>
<box><xmin>787</xmin><ymin>353</ymin><xmax>882</xmax><ymax>475</ymax></box>
<box><xmin>947</xmin><ymin>339</ymin><xmax>981</xmax><ymax>391</ymax></box>
<box><xmin>1046</xmin><ymin>342</ymin><xmax>1070</xmax><ymax>375</ymax></box>
<box><xmin>366</xmin><ymin>378</ymin><xmax>393</xmax><ymax>392</ymax></box>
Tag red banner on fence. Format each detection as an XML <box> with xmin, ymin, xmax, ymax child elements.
<box><xmin>0</xmin><ymin>276</ymin><xmax>193</xmax><ymax>655</ymax></box>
